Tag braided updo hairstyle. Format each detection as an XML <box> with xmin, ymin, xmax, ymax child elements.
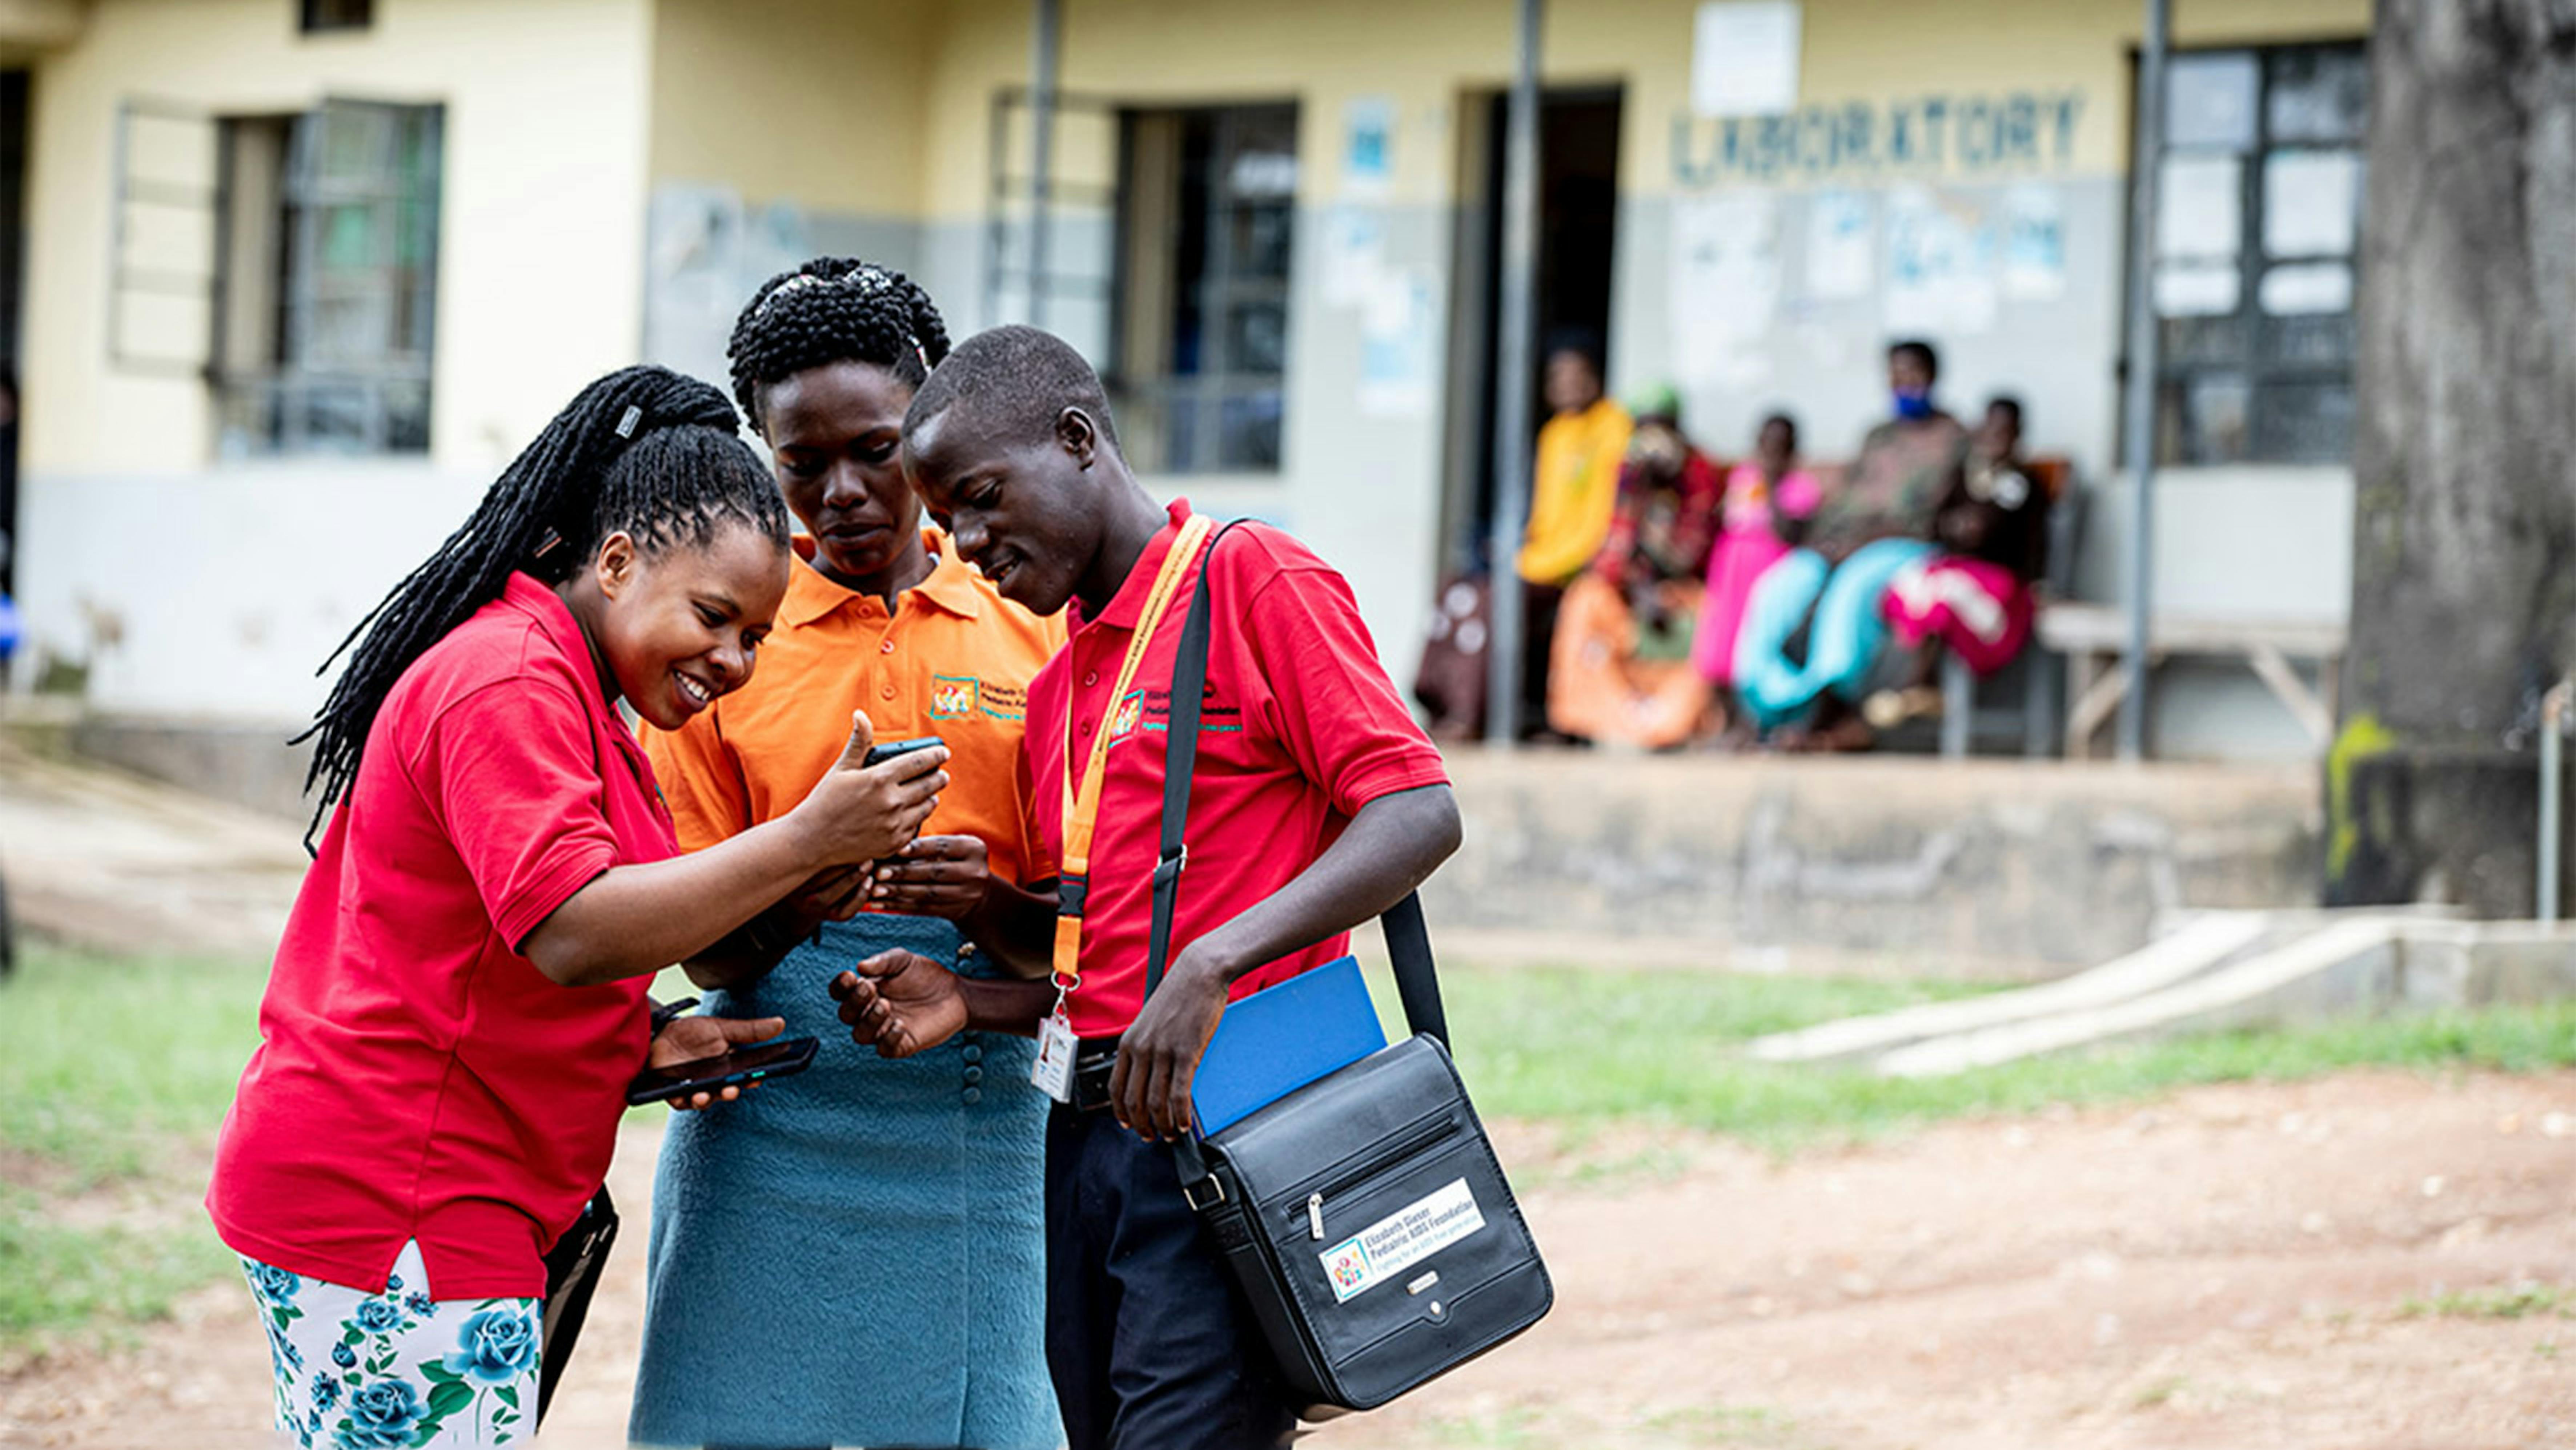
<box><xmin>726</xmin><ymin>258</ymin><xmax>951</xmax><ymax>434</ymax></box>
<box><xmin>295</xmin><ymin>365</ymin><xmax>790</xmax><ymax>838</ymax></box>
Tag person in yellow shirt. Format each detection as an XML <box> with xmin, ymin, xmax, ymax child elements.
<box><xmin>628</xmin><ymin>260</ymin><xmax>1066</xmax><ymax>1450</ymax></box>
<box><xmin>1513</xmin><ymin>333</ymin><xmax>1630</xmax><ymax>738</ymax></box>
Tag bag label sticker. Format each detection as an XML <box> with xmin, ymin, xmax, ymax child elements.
<box><xmin>1318</xmin><ymin>1177</ymin><xmax>1486</xmax><ymax>1304</ymax></box>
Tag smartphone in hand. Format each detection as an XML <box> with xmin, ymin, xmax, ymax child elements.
<box><xmin>863</xmin><ymin>736</ymin><xmax>944</xmax><ymax>769</ymax></box>
<box><xmin>624</xmin><ymin>1036</ymin><xmax>820</xmax><ymax>1106</ymax></box>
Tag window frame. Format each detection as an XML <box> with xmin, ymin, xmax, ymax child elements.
<box><xmin>2129</xmin><ymin>38</ymin><xmax>2368</xmax><ymax>466</ymax></box>
<box><xmin>1108</xmin><ymin>99</ymin><xmax>1300</xmax><ymax>477</ymax></box>
<box><xmin>214</xmin><ymin>98</ymin><xmax>442</xmax><ymax>458</ymax></box>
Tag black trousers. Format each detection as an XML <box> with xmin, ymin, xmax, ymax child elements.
<box><xmin>1044</xmin><ymin>1106</ymin><xmax>1295</xmax><ymax>1450</ymax></box>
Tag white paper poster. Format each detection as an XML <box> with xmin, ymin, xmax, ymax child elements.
<box><xmin>1342</xmin><ymin>96</ymin><xmax>1396</xmax><ymax>201</ymax></box>
<box><xmin>1803</xmin><ymin>190</ymin><xmax>1873</xmax><ymax>300</ymax></box>
<box><xmin>1883</xmin><ymin>186</ymin><xmax>1995</xmax><ymax>336</ymax></box>
<box><xmin>2000</xmin><ymin>184</ymin><xmax>2066</xmax><ymax>301</ymax></box>
<box><xmin>1691</xmin><ymin>1</ymin><xmax>1802</xmax><ymax>118</ymax></box>
<box><xmin>1358</xmin><ymin>270</ymin><xmax>1436</xmax><ymax>418</ymax></box>
<box><xmin>1320</xmin><ymin>206</ymin><xmax>1385</xmax><ymax>309</ymax></box>
<box><xmin>1670</xmin><ymin>190</ymin><xmax>1781</xmax><ymax>389</ymax></box>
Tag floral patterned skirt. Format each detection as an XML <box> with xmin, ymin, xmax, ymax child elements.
<box><xmin>238</xmin><ymin>1240</ymin><xmax>541</xmax><ymax>1448</ymax></box>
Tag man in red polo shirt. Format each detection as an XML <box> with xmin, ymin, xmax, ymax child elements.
<box><xmin>832</xmin><ymin>326</ymin><xmax>1460</xmax><ymax>1450</ymax></box>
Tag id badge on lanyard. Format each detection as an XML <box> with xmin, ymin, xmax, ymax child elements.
<box><xmin>1031</xmin><ymin>515</ymin><xmax>1216</xmax><ymax>1103</ymax></box>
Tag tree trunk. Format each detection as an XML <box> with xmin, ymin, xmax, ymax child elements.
<box><xmin>2334</xmin><ymin>0</ymin><xmax>2576</xmax><ymax>914</ymax></box>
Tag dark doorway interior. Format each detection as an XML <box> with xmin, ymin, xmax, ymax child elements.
<box><xmin>1444</xmin><ymin>85</ymin><xmax>1622</xmax><ymax>573</ymax></box>
<box><xmin>0</xmin><ymin>70</ymin><xmax>25</xmax><ymax>597</ymax></box>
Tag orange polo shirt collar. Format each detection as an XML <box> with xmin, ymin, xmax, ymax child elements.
<box><xmin>781</xmin><ymin>530</ymin><xmax>986</xmax><ymax>628</ymax></box>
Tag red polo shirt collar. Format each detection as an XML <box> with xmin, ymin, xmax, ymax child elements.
<box><xmin>1074</xmin><ymin>499</ymin><xmax>1195</xmax><ymax>633</ymax></box>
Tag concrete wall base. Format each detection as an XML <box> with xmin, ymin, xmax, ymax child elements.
<box><xmin>1426</xmin><ymin>749</ymin><xmax>2323</xmax><ymax>981</ymax></box>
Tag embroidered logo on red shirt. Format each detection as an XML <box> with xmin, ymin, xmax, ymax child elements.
<box><xmin>1109</xmin><ymin>690</ymin><xmax>1146</xmax><ymax>741</ymax></box>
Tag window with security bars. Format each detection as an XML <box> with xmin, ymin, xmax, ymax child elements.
<box><xmin>1111</xmin><ymin>103</ymin><xmax>1297</xmax><ymax>475</ymax></box>
<box><xmin>216</xmin><ymin>100</ymin><xmax>441</xmax><ymax>456</ymax></box>
<box><xmin>2139</xmin><ymin>43</ymin><xmax>2366</xmax><ymax>465</ymax></box>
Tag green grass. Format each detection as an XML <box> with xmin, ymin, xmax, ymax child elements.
<box><xmin>1391</xmin><ymin>962</ymin><xmax>2576</xmax><ymax>1152</ymax></box>
<box><xmin>2399</xmin><ymin>1282</ymin><xmax>2576</xmax><ymax>1322</ymax></box>
<box><xmin>0</xmin><ymin>941</ymin><xmax>267</xmax><ymax>1358</ymax></box>
<box><xmin>10</xmin><ymin>940</ymin><xmax>2576</xmax><ymax>1359</ymax></box>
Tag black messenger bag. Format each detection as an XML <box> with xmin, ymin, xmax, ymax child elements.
<box><xmin>1147</xmin><ymin>528</ymin><xmax>1553</xmax><ymax>1411</ymax></box>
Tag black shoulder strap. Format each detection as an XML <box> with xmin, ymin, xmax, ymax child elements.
<box><xmin>1142</xmin><ymin>522</ymin><xmax>1446</xmax><ymax>1047</ymax></box>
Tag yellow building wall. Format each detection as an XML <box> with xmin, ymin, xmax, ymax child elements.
<box><xmin>21</xmin><ymin>0</ymin><xmax>657</xmax><ymax>475</ymax></box>
<box><xmin>645</xmin><ymin>0</ymin><xmax>934</xmax><ymax>215</ymax></box>
<box><xmin>908</xmin><ymin>0</ymin><xmax>2370</xmax><ymax>218</ymax></box>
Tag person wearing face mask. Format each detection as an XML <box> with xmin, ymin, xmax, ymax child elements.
<box><xmin>1730</xmin><ymin>339</ymin><xmax>1970</xmax><ymax>749</ymax></box>
<box><xmin>1544</xmin><ymin>383</ymin><xmax>1725</xmax><ymax>747</ymax></box>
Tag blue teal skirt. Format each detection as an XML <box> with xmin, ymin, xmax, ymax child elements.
<box><xmin>627</xmin><ymin>914</ymin><xmax>1058</xmax><ymax>1449</ymax></box>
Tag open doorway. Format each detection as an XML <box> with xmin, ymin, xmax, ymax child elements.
<box><xmin>1439</xmin><ymin>84</ymin><xmax>1622</xmax><ymax>575</ymax></box>
<box><xmin>0</xmin><ymin>69</ymin><xmax>23</xmax><ymax>599</ymax></box>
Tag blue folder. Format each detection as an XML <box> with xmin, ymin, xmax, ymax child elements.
<box><xmin>1192</xmin><ymin>955</ymin><xmax>1389</xmax><ymax>1135</ymax></box>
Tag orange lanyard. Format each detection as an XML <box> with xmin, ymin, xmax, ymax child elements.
<box><xmin>1051</xmin><ymin>514</ymin><xmax>1215</xmax><ymax>996</ymax></box>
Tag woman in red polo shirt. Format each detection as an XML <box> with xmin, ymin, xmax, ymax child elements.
<box><xmin>206</xmin><ymin>366</ymin><xmax>950</xmax><ymax>1450</ymax></box>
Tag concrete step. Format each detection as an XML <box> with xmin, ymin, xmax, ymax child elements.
<box><xmin>1746</xmin><ymin>906</ymin><xmax>2552</xmax><ymax>1080</ymax></box>
<box><xmin>1746</xmin><ymin>911</ymin><xmax>2278</xmax><ymax>1067</ymax></box>
<box><xmin>1874</xmin><ymin>915</ymin><xmax>2409</xmax><ymax>1076</ymax></box>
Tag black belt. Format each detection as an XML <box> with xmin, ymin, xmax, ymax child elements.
<box><xmin>1071</xmin><ymin>1036</ymin><xmax>1122</xmax><ymax>1114</ymax></box>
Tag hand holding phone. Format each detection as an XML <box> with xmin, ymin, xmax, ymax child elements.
<box><xmin>628</xmin><ymin>1033</ymin><xmax>819</xmax><ymax>1107</ymax></box>
<box><xmin>635</xmin><ymin>1012</ymin><xmax>793</xmax><ymax>1110</ymax></box>
<box><xmin>863</xmin><ymin>736</ymin><xmax>946</xmax><ymax>769</ymax></box>
<box><xmin>787</xmin><ymin>713</ymin><xmax>948</xmax><ymax>868</ymax></box>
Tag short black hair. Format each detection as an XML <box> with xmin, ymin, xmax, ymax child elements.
<box><xmin>903</xmin><ymin>324</ymin><xmax>1120</xmax><ymax>451</ymax></box>
<box><xmin>1759</xmin><ymin>410</ymin><xmax>1798</xmax><ymax>442</ymax></box>
<box><xmin>1889</xmin><ymin>338</ymin><xmax>1939</xmax><ymax>378</ymax></box>
<box><xmin>728</xmin><ymin>258</ymin><xmax>950</xmax><ymax>432</ymax></box>
<box><xmin>1985</xmin><ymin>394</ymin><xmax>2025</xmax><ymax>428</ymax></box>
<box><xmin>1544</xmin><ymin>325</ymin><xmax>1606</xmax><ymax>373</ymax></box>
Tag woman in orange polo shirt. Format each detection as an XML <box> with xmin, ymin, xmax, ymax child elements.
<box><xmin>628</xmin><ymin>262</ymin><xmax>1066</xmax><ymax>1450</ymax></box>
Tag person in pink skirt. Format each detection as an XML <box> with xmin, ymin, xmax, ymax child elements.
<box><xmin>1692</xmin><ymin>412</ymin><xmax>1822</xmax><ymax>728</ymax></box>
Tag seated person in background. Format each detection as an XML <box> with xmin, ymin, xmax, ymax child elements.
<box><xmin>1870</xmin><ymin>395</ymin><xmax>2055</xmax><ymax>728</ymax></box>
<box><xmin>1515</xmin><ymin>331</ymin><xmax>1632</xmax><ymax>740</ymax></box>
<box><xmin>1692</xmin><ymin>411</ymin><xmax>1821</xmax><ymax>733</ymax></box>
<box><xmin>1733</xmin><ymin>339</ymin><xmax>1969</xmax><ymax>749</ymax></box>
<box><xmin>1546</xmin><ymin>384</ymin><xmax>1722</xmax><ymax>748</ymax></box>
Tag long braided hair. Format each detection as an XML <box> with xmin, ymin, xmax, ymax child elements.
<box><xmin>296</xmin><ymin>365</ymin><xmax>790</xmax><ymax>838</ymax></box>
<box><xmin>726</xmin><ymin>258</ymin><xmax>951</xmax><ymax>434</ymax></box>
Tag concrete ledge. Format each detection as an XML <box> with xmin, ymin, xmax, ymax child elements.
<box><xmin>1427</xmin><ymin>749</ymin><xmax>2323</xmax><ymax>981</ymax></box>
<box><xmin>29</xmin><ymin>712</ymin><xmax>2331</xmax><ymax>982</ymax></box>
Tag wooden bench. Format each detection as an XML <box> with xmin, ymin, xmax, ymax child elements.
<box><xmin>2035</xmin><ymin>603</ymin><xmax>2347</xmax><ymax>757</ymax></box>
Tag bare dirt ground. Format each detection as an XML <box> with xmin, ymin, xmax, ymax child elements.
<box><xmin>4</xmin><ymin>746</ymin><xmax>2572</xmax><ymax>1448</ymax></box>
<box><xmin>5</xmin><ymin>1072</ymin><xmax>2571</xmax><ymax>1450</ymax></box>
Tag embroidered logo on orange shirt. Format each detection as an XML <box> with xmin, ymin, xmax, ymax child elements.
<box><xmin>930</xmin><ymin>675</ymin><xmax>982</xmax><ymax>719</ymax></box>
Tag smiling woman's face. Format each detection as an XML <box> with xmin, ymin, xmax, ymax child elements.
<box><xmin>589</xmin><ymin>521</ymin><xmax>788</xmax><ymax>732</ymax></box>
<box><xmin>757</xmin><ymin>359</ymin><xmax>922</xmax><ymax>588</ymax></box>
